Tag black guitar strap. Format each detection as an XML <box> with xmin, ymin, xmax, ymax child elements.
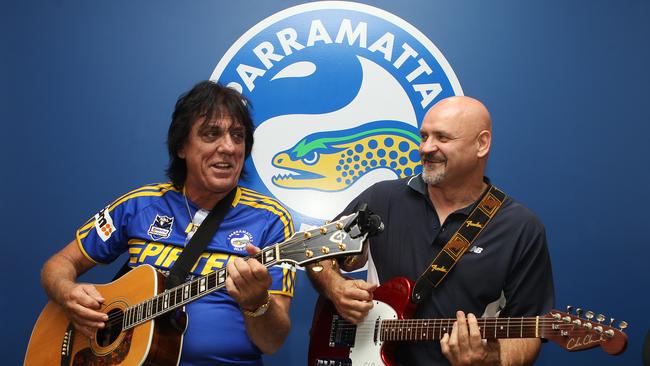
<box><xmin>112</xmin><ymin>187</ymin><xmax>237</xmax><ymax>288</ymax></box>
<box><xmin>165</xmin><ymin>188</ymin><xmax>237</xmax><ymax>289</ymax></box>
<box><xmin>411</xmin><ymin>185</ymin><xmax>506</xmax><ymax>303</ymax></box>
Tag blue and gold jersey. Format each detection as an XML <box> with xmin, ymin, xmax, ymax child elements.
<box><xmin>75</xmin><ymin>183</ymin><xmax>295</xmax><ymax>366</ymax></box>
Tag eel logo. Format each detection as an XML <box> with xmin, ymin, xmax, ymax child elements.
<box><xmin>148</xmin><ymin>215</ymin><xmax>174</xmax><ymax>241</ymax></box>
<box><xmin>228</xmin><ymin>230</ymin><xmax>254</xmax><ymax>251</ymax></box>
<box><xmin>212</xmin><ymin>1</ymin><xmax>462</xmax><ymax>227</ymax></box>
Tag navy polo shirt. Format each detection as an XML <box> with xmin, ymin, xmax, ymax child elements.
<box><xmin>339</xmin><ymin>174</ymin><xmax>555</xmax><ymax>365</ymax></box>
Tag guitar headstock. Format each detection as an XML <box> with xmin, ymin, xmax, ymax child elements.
<box><xmin>543</xmin><ymin>306</ymin><xmax>628</xmax><ymax>355</ymax></box>
<box><xmin>277</xmin><ymin>212</ymin><xmax>367</xmax><ymax>267</ymax></box>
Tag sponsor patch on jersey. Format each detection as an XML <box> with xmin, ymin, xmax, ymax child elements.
<box><xmin>94</xmin><ymin>206</ymin><xmax>116</xmax><ymax>242</ymax></box>
<box><xmin>228</xmin><ymin>230</ymin><xmax>254</xmax><ymax>251</ymax></box>
<box><xmin>148</xmin><ymin>215</ymin><xmax>174</xmax><ymax>241</ymax></box>
<box><xmin>211</xmin><ymin>1</ymin><xmax>462</xmax><ymax>228</ymax></box>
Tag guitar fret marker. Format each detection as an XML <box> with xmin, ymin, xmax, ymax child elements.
<box><xmin>217</xmin><ymin>270</ymin><xmax>226</xmax><ymax>285</ymax></box>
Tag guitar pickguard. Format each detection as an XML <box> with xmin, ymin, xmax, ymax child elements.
<box><xmin>348</xmin><ymin>300</ymin><xmax>398</xmax><ymax>366</ymax></box>
<box><xmin>71</xmin><ymin>329</ymin><xmax>133</xmax><ymax>366</ymax></box>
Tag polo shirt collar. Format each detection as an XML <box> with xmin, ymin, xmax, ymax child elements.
<box><xmin>406</xmin><ymin>174</ymin><xmax>492</xmax><ymax>215</ymax></box>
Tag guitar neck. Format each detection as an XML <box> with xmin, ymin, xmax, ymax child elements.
<box><xmin>123</xmin><ymin>244</ymin><xmax>282</xmax><ymax>330</ymax></box>
<box><xmin>121</xmin><ymin>214</ymin><xmax>366</xmax><ymax>331</ymax></box>
<box><xmin>380</xmin><ymin>316</ymin><xmax>546</xmax><ymax>341</ymax></box>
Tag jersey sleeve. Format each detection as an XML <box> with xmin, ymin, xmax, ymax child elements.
<box><xmin>262</xmin><ymin>203</ymin><xmax>296</xmax><ymax>297</ymax></box>
<box><xmin>74</xmin><ymin>198</ymin><xmax>132</xmax><ymax>264</ymax></box>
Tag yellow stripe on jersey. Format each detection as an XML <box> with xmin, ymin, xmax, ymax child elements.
<box><xmin>79</xmin><ymin>183</ymin><xmax>177</xmax><ymax>229</ymax></box>
<box><xmin>239</xmin><ymin>188</ymin><xmax>293</xmax><ymax>219</ymax></box>
<box><xmin>238</xmin><ymin>199</ymin><xmax>294</xmax><ymax>239</ymax></box>
<box><xmin>77</xmin><ymin>184</ymin><xmax>178</xmax><ymax>240</ymax></box>
<box><xmin>75</xmin><ymin>235</ymin><xmax>99</xmax><ymax>264</ymax></box>
<box><xmin>269</xmin><ymin>267</ymin><xmax>296</xmax><ymax>297</ymax></box>
<box><xmin>238</xmin><ymin>188</ymin><xmax>294</xmax><ymax>239</ymax></box>
<box><xmin>232</xmin><ymin>186</ymin><xmax>242</xmax><ymax>207</ymax></box>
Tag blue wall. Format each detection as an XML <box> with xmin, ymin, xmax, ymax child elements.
<box><xmin>3</xmin><ymin>1</ymin><xmax>648</xmax><ymax>365</ymax></box>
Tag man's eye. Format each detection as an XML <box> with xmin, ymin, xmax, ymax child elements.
<box><xmin>231</xmin><ymin>131</ymin><xmax>245</xmax><ymax>143</ymax></box>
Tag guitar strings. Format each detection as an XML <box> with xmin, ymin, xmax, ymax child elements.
<box><xmin>95</xmin><ymin>225</ymin><xmax>349</xmax><ymax>330</ymax></box>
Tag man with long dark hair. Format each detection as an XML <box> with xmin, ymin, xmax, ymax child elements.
<box><xmin>40</xmin><ymin>81</ymin><xmax>295</xmax><ymax>365</ymax></box>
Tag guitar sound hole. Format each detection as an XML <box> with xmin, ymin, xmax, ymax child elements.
<box><xmin>96</xmin><ymin>308</ymin><xmax>123</xmax><ymax>347</ymax></box>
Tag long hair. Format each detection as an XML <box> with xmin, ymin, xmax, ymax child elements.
<box><xmin>165</xmin><ymin>81</ymin><xmax>254</xmax><ymax>188</ymax></box>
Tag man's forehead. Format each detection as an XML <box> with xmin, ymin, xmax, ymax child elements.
<box><xmin>420</xmin><ymin>112</ymin><xmax>463</xmax><ymax>133</ymax></box>
<box><xmin>196</xmin><ymin>114</ymin><xmax>243</xmax><ymax>129</ymax></box>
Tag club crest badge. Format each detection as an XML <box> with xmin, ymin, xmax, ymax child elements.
<box><xmin>212</xmin><ymin>1</ymin><xmax>462</xmax><ymax>229</ymax></box>
<box><xmin>228</xmin><ymin>230</ymin><xmax>254</xmax><ymax>251</ymax></box>
<box><xmin>148</xmin><ymin>215</ymin><xmax>174</xmax><ymax>241</ymax></box>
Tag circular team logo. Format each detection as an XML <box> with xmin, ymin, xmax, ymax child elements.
<box><xmin>212</xmin><ymin>1</ymin><xmax>462</xmax><ymax>229</ymax></box>
<box><xmin>228</xmin><ymin>230</ymin><xmax>254</xmax><ymax>251</ymax></box>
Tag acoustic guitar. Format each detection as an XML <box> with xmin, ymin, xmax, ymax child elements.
<box><xmin>25</xmin><ymin>212</ymin><xmax>370</xmax><ymax>366</ymax></box>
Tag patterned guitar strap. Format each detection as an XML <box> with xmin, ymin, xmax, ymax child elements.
<box><xmin>411</xmin><ymin>185</ymin><xmax>507</xmax><ymax>303</ymax></box>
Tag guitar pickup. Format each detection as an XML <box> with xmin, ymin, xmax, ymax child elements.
<box><xmin>329</xmin><ymin>314</ymin><xmax>356</xmax><ymax>347</ymax></box>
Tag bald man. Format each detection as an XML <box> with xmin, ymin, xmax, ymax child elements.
<box><xmin>308</xmin><ymin>96</ymin><xmax>555</xmax><ymax>365</ymax></box>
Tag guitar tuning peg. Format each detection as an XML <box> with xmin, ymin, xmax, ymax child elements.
<box><xmin>566</xmin><ymin>305</ymin><xmax>573</xmax><ymax>314</ymax></box>
<box><xmin>311</xmin><ymin>264</ymin><xmax>323</xmax><ymax>273</ymax></box>
<box><xmin>618</xmin><ymin>321</ymin><xmax>628</xmax><ymax>330</ymax></box>
<box><xmin>576</xmin><ymin>308</ymin><xmax>583</xmax><ymax>317</ymax></box>
<box><xmin>585</xmin><ymin>311</ymin><xmax>594</xmax><ymax>320</ymax></box>
<box><xmin>597</xmin><ymin>314</ymin><xmax>606</xmax><ymax>323</ymax></box>
<box><xmin>609</xmin><ymin>318</ymin><xmax>615</xmax><ymax>326</ymax></box>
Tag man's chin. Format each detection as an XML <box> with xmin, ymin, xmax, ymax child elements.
<box><xmin>422</xmin><ymin>170</ymin><xmax>445</xmax><ymax>186</ymax></box>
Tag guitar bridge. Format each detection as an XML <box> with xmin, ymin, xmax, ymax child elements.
<box><xmin>61</xmin><ymin>323</ymin><xmax>75</xmax><ymax>365</ymax></box>
<box><xmin>329</xmin><ymin>314</ymin><xmax>356</xmax><ymax>347</ymax></box>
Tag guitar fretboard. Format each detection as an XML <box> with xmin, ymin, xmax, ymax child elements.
<box><xmin>122</xmin><ymin>245</ymin><xmax>280</xmax><ymax>330</ymax></box>
<box><xmin>379</xmin><ymin>317</ymin><xmax>543</xmax><ymax>341</ymax></box>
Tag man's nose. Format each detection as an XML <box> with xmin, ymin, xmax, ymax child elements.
<box><xmin>420</xmin><ymin>139</ymin><xmax>438</xmax><ymax>153</ymax></box>
<box><xmin>218</xmin><ymin>134</ymin><xmax>237</xmax><ymax>153</ymax></box>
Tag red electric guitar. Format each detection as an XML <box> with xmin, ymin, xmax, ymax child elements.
<box><xmin>308</xmin><ymin>277</ymin><xmax>628</xmax><ymax>366</ymax></box>
<box><xmin>24</xmin><ymin>213</ymin><xmax>371</xmax><ymax>366</ymax></box>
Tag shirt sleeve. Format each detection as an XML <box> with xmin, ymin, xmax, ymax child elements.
<box><xmin>74</xmin><ymin>199</ymin><xmax>131</xmax><ymax>264</ymax></box>
<box><xmin>262</xmin><ymin>204</ymin><xmax>296</xmax><ymax>297</ymax></box>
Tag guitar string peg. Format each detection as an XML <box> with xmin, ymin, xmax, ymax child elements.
<box><xmin>311</xmin><ymin>264</ymin><xmax>323</xmax><ymax>273</ymax></box>
<box><xmin>618</xmin><ymin>321</ymin><xmax>628</xmax><ymax>330</ymax></box>
<box><xmin>576</xmin><ymin>308</ymin><xmax>583</xmax><ymax>317</ymax></box>
<box><xmin>596</xmin><ymin>314</ymin><xmax>606</xmax><ymax>323</ymax></box>
<box><xmin>585</xmin><ymin>310</ymin><xmax>594</xmax><ymax>320</ymax></box>
<box><xmin>566</xmin><ymin>305</ymin><xmax>573</xmax><ymax>314</ymax></box>
<box><xmin>609</xmin><ymin>318</ymin><xmax>615</xmax><ymax>327</ymax></box>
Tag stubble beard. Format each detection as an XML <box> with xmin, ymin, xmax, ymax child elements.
<box><xmin>422</xmin><ymin>165</ymin><xmax>446</xmax><ymax>186</ymax></box>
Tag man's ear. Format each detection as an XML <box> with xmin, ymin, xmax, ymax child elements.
<box><xmin>476</xmin><ymin>130</ymin><xmax>491</xmax><ymax>158</ymax></box>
